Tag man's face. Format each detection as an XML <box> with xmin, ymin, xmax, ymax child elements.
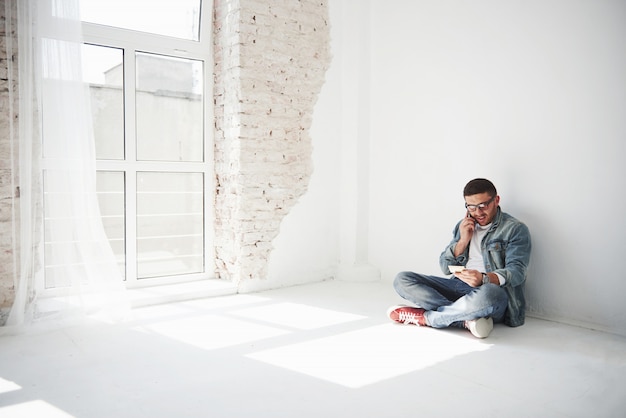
<box><xmin>465</xmin><ymin>192</ymin><xmax>500</xmax><ymax>226</ymax></box>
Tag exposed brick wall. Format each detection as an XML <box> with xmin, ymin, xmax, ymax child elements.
<box><xmin>213</xmin><ymin>0</ymin><xmax>331</xmax><ymax>284</ymax></box>
<box><xmin>0</xmin><ymin>0</ymin><xmax>18</xmax><ymax>321</ymax></box>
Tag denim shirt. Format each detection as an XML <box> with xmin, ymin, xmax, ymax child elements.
<box><xmin>439</xmin><ymin>207</ymin><xmax>532</xmax><ymax>327</ymax></box>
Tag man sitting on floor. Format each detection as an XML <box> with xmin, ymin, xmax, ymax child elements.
<box><xmin>387</xmin><ymin>178</ymin><xmax>532</xmax><ymax>338</ymax></box>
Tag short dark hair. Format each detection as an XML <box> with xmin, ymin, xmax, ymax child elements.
<box><xmin>463</xmin><ymin>178</ymin><xmax>497</xmax><ymax>197</ymax></box>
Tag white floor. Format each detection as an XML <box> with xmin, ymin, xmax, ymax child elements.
<box><xmin>0</xmin><ymin>280</ymin><xmax>624</xmax><ymax>418</ymax></box>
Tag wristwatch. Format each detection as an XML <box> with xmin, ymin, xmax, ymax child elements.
<box><xmin>482</xmin><ymin>273</ymin><xmax>490</xmax><ymax>285</ymax></box>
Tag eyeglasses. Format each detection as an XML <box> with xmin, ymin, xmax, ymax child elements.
<box><xmin>465</xmin><ymin>195</ymin><xmax>496</xmax><ymax>212</ymax></box>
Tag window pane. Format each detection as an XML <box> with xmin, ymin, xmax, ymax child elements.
<box><xmin>79</xmin><ymin>0</ymin><xmax>202</xmax><ymax>41</ymax></box>
<box><xmin>136</xmin><ymin>53</ymin><xmax>204</xmax><ymax>162</ymax></box>
<box><xmin>96</xmin><ymin>171</ymin><xmax>126</xmax><ymax>279</ymax></box>
<box><xmin>43</xmin><ymin>171</ymin><xmax>74</xmax><ymax>289</ymax></box>
<box><xmin>43</xmin><ymin>170</ymin><xmax>125</xmax><ymax>288</ymax></box>
<box><xmin>136</xmin><ymin>172</ymin><xmax>204</xmax><ymax>279</ymax></box>
<box><xmin>82</xmin><ymin>44</ymin><xmax>124</xmax><ymax>160</ymax></box>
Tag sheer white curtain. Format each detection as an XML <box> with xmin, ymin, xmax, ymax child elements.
<box><xmin>3</xmin><ymin>0</ymin><xmax>128</xmax><ymax>333</ymax></box>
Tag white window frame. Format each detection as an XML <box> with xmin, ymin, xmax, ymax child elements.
<box><xmin>82</xmin><ymin>1</ymin><xmax>215</xmax><ymax>288</ymax></box>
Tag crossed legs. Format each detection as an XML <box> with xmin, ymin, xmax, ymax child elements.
<box><xmin>392</xmin><ymin>271</ymin><xmax>508</xmax><ymax>329</ymax></box>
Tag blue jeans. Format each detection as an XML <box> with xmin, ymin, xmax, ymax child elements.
<box><xmin>393</xmin><ymin>271</ymin><xmax>509</xmax><ymax>329</ymax></box>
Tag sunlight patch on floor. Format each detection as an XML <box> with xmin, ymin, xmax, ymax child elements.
<box><xmin>0</xmin><ymin>378</ymin><xmax>21</xmax><ymax>395</ymax></box>
<box><xmin>126</xmin><ymin>298</ymin><xmax>367</xmax><ymax>351</ymax></box>
<box><xmin>130</xmin><ymin>314</ymin><xmax>289</xmax><ymax>351</ymax></box>
<box><xmin>246</xmin><ymin>324</ymin><xmax>492</xmax><ymax>388</ymax></box>
<box><xmin>0</xmin><ymin>400</ymin><xmax>75</xmax><ymax>418</ymax></box>
<box><xmin>128</xmin><ymin>294</ymin><xmax>273</xmax><ymax>322</ymax></box>
<box><xmin>230</xmin><ymin>302</ymin><xmax>367</xmax><ymax>330</ymax></box>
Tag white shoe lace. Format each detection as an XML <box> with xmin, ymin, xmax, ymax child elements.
<box><xmin>397</xmin><ymin>310</ymin><xmax>421</xmax><ymax>325</ymax></box>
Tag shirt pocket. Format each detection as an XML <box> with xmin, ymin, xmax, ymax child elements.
<box><xmin>485</xmin><ymin>239</ymin><xmax>506</xmax><ymax>269</ymax></box>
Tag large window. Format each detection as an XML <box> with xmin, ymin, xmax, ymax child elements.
<box><xmin>79</xmin><ymin>0</ymin><xmax>202</xmax><ymax>41</ymax></box>
<box><xmin>68</xmin><ymin>0</ymin><xmax>213</xmax><ymax>287</ymax></box>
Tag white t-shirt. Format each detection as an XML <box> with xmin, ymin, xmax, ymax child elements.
<box><xmin>465</xmin><ymin>223</ymin><xmax>506</xmax><ymax>285</ymax></box>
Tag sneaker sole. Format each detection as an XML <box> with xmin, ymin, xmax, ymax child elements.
<box><xmin>467</xmin><ymin>317</ymin><xmax>493</xmax><ymax>338</ymax></box>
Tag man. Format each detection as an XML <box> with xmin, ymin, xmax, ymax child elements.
<box><xmin>387</xmin><ymin>178</ymin><xmax>531</xmax><ymax>338</ymax></box>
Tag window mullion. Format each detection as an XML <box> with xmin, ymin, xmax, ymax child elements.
<box><xmin>124</xmin><ymin>48</ymin><xmax>138</xmax><ymax>284</ymax></box>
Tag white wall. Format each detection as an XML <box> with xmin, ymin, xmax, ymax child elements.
<box><xmin>367</xmin><ymin>0</ymin><xmax>626</xmax><ymax>335</ymax></box>
<box><xmin>259</xmin><ymin>0</ymin><xmax>626</xmax><ymax>336</ymax></box>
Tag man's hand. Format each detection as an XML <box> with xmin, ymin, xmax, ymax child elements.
<box><xmin>454</xmin><ymin>269</ymin><xmax>483</xmax><ymax>287</ymax></box>
<box><xmin>459</xmin><ymin>212</ymin><xmax>476</xmax><ymax>241</ymax></box>
<box><xmin>453</xmin><ymin>213</ymin><xmax>476</xmax><ymax>257</ymax></box>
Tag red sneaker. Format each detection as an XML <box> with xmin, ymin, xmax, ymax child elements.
<box><xmin>387</xmin><ymin>305</ymin><xmax>427</xmax><ymax>326</ymax></box>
